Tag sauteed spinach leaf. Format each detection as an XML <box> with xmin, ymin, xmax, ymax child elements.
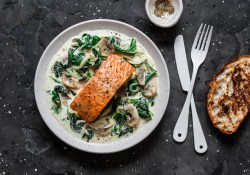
<box><xmin>113</xmin><ymin>112</ymin><xmax>127</xmax><ymax>126</ymax></box>
<box><xmin>54</xmin><ymin>85</ymin><xmax>68</xmax><ymax>95</ymax></box>
<box><xmin>51</xmin><ymin>106</ymin><xmax>61</xmax><ymax>114</ymax></box>
<box><xmin>67</xmin><ymin>111</ymin><xmax>85</xmax><ymax>133</ymax></box>
<box><xmin>111</xmin><ymin>37</ymin><xmax>137</xmax><ymax>54</ymax></box>
<box><xmin>145</xmin><ymin>61</ymin><xmax>157</xmax><ymax>84</ymax></box>
<box><xmin>82</xmin><ymin>129</ymin><xmax>94</xmax><ymax>142</ymax></box>
<box><xmin>53</xmin><ymin>61</ymin><xmax>64</xmax><ymax>78</ymax></box>
<box><xmin>51</xmin><ymin>85</ymin><xmax>70</xmax><ymax>114</ymax></box>
<box><xmin>112</xmin><ymin>112</ymin><xmax>129</xmax><ymax>136</ymax></box>
<box><xmin>82</xmin><ymin>49</ymin><xmax>102</xmax><ymax>72</ymax></box>
<box><xmin>91</xmin><ymin>48</ymin><xmax>102</xmax><ymax>67</ymax></box>
<box><xmin>52</xmin><ymin>90</ymin><xmax>61</xmax><ymax>107</ymax></box>
<box><xmin>67</xmin><ymin>48</ymin><xmax>84</xmax><ymax>67</ymax></box>
<box><xmin>85</xmin><ymin>70</ymin><xmax>92</xmax><ymax>79</ymax></box>
<box><xmin>77</xmin><ymin>33</ymin><xmax>100</xmax><ymax>48</ymax></box>
<box><xmin>118</xmin><ymin>128</ymin><xmax>133</xmax><ymax>137</ymax></box>
<box><xmin>130</xmin><ymin>97</ymin><xmax>152</xmax><ymax>119</ymax></box>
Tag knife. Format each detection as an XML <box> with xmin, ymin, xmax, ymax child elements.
<box><xmin>173</xmin><ymin>35</ymin><xmax>207</xmax><ymax>153</ymax></box>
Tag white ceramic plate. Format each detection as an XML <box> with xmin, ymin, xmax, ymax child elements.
<box><xmin>34</xmin><ymin>19</ymin><xmax>170</xmax><ymax>153</ymax></box>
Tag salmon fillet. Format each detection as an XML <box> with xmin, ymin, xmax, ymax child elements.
<box><xmin>70</xmin><ymin>54</ymin><xmax>135</xmax><ymax>123</ymax></box>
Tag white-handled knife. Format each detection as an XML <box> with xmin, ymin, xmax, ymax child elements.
<box><xmin>173</xmin><ymin>35</ymin><xmax>207</xmax><ymax>153</ymax></box>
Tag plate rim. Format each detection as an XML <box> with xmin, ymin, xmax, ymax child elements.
<box><xmin>34</xmin><ymin>19</ymin><xmax>170</xmax><ymax>153</ymax></box>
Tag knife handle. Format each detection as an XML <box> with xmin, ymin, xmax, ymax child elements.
<box><xmin>173</xmin><ymin>94</ymin><xmax>192</xmax><ymax>143</ymax></box>
<box><xmin>173</xmin><ymin>67</ymin><xmax>198</xmax><ymax>142</ymax></box>
<box><xmin>191</xmin><ymin>95</ymin><xmax>208</xmax><ymax>154</ymax></box>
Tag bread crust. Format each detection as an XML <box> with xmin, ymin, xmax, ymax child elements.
<box><xmin>207</xmin><ymin>55</ymin><xmax>250</xmax><ymax>134</ymax></box>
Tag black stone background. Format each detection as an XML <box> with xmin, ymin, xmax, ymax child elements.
<box><xmin>1</xmin><ymin>0</ymin><xmax>250</xmax><ymax>174</ymax></box>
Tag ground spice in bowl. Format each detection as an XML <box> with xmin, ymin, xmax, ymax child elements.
<box><xmin>154</xmin><ymin>0</ymin><xmax>175</xmax><ymax>17</ymax></box>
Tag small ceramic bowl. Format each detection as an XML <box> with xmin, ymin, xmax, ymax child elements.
<box><xmin>145</xmin><ymin>0</ymin><xmax>183</xmax><ymax>28</ymax></box>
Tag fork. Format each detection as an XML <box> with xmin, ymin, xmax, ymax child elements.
<box><xmin>173</xmin><ymin>24</ymin><xmax>213</xmax><ymax>143</ymax></box>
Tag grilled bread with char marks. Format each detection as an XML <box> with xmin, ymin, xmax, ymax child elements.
<box><xmin>207</xmin><ymin>55</ymin><xmax>250</xmax><ymax>134</ymax></box>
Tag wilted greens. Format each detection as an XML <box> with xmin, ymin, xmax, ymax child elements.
<box><xmin>113</xmin><ymin>112</ymin><xmax>127</xmax><ymax>126</ymax></box>
<box><xmin>77</xmin><ymin>33</ymin><xmax>100</xmax><ymax>48</ymax></box>
<box><xmin>131</xmin><ymin>97</ymin><xmax>152</xmax><ymax>119</ymax></box>
<box><xmin>53</xmin><ymin>61</ymin><xmax>64</xmax><ymax>78</ymax></box>
<box><xmin>111</xmin><ymin>37</ymin><xmax>137</xmax><ymax>54</ymax></box>
<box><xmin>82</xmin><ymin>129</ymin><xmax>94</xmax><ymax>142</ymax></box>
<box><xmin>145</xmin><ymin>61</ymin><xmax>157</xmax><ymax>84</ymax></box>
<box><xmin>67</xmin><ymin>111</ymin><xmax>85</xmax><ymax>133</ymax></box>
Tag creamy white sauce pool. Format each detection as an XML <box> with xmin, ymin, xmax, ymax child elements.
<box><xmin>45</xmin><ymin>30</ymin><xmax>158</xmax><ymax>143</ymax></box>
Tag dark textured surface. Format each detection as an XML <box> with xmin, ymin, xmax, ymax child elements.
<box><xmin>1</xmin><ymin>0</ymin><xmax>250</xmax><ymax>174</ymax></box>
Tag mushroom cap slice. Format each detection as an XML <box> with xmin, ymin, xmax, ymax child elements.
<box><xmin>144</xmin><ymin>76</ymin><xmax>157</xmax><ymax>98</ymax></box>
<box><xmin>96</xmin><ymin>37</ymin><xmax>115</xmax><ymax>56</ymax></box>
<box><xmin>87</xmin><ymin>116</ymin><xmax>115</xmax><ymax>136</ymax></box>
<box><xmin>124</xmin><ymin>104</ymin><xmax>139</xmax><ymax>128</ymax></box>
<box><xmin>136</xmin><ymin>63</ymin><xmax>146</xmax><ymax>86</ymax></box>
<box><xmin>62</xmin><ymin>74</ymin><xmax>87</xmax><ymax>89</ymax></box>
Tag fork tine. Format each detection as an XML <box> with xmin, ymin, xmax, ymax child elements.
<box><xmin>200</xmin><ymin>25</ymin><xmax>210</xmax><ymax>51</ymax></box>
<box><xmin>196</xmin><ymin>24</ymin><xmax>207</xmax><ymax>50</ymax></box>
<box><xmin>204</xmin><ymin>26</ymin><xmax>213</xmax><ymax>52</ymax></box>
<box><xmin>192</xmin><ymin>23</ymin><xmax>203</xmax><ymax>51</ymax></box>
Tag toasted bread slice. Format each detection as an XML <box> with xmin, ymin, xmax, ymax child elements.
<box><xmin>70</xmin><ymin>54</ymin><xmax>135</xmax><ymax>123</ymax></box>
<box><xmin>207</xmin><ymin>55</ymin><xmax>250</xmax><ymax>134</ymax></box>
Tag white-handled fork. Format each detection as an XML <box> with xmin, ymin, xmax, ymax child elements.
<box><xmin>173</xmin><ymin>24</ymin><xmax>213</xmax><ymax>142</ymax></box>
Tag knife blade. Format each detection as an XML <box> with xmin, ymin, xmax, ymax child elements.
<box><xmin>174</xmin><ymin>35</ymin><xmax>207</xmax><ymax>153</ymax></box>
<box><xmin>174</xmin><ymin>35</ymin><xmax>190</xmax><ymax>91</ymax></box>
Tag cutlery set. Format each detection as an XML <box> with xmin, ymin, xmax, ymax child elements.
<box><xmin>173</xmin><ymin>24</ymin><xmax>213</xmax><ymax>153</ymax></box>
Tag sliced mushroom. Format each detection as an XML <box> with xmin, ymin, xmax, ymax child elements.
<box><xmin>87</xmin><ymin>116</ymin><xmax>115</xmax><ymax>136</ymax></box>
<box><xmin>62</xmin><ymin>74</ymin><xmax>87</xmax><ymax>89</ymax></box>
<box><xmin>61</xmin><ymin>93</ymin><xmax>71</xmax><ymax>106</ymax></box>
<box><xmin>144</xmin><ymin>77</ymin><xmax>157</xmax><ymax>98</ymax></box>
<box><xmin>136</xmin><ymin>63</ymin><xmax>146</xmax><ymax>86</ymax></box>
<box><xmin>96</xmin><ymin>37</ymin><xmax>115</xmax><ymax>56</ymax></box>
<box><xmin>124</xmin><ymin>104</ymin><xmax>139</xmax><ymax>128</ymax></box>
<box><xmin>71</xmin><ymin>38</ymin><xmax>79</xmax><ymax>47</ymax></box>
<box><xmin>62</xmin><ymin>100</ymin><xmax>68</xmax><ymax>106</ymax></box>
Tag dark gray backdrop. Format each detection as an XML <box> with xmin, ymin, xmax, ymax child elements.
<box><xmin>0</xmin><ymin>0</ymin><xmax>250</xmax><ymax>174</ymax></box>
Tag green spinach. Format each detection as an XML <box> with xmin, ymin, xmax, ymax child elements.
<box><xmin>77</xmin><ymin>33</ymin><xmax>100</xmax><ymax>48</ymax></box>
<box><xmin>145</xmin><ymin>61</ymin><xmax>157</xmax><ymax>84</ymax></box>
<box><xmin>112</xmin><ymin>124</ymin><xmax>120</xmax><ymax>135</ymax></box>
<box><xmin>54</xmin><ymin>85</ymin><xmax>68</xmax><ymax>95</ymax></box>
<box><xmin>85</xmin><ymin>70</ymin><xmax>92</xmax><ymax>79</ymax></box>
<box><xmin>67</xmin><ymin>112</ymin><xmax>85</xmax><ymax>133</ymax></box>
<box><xmin>82</xmin><ymin>59</ymin><xmax>94</xmax><ymax>71</ymax></box>
<box><xmin>118</xmin><ymin>128</ymin><xmax>133</xmax><ymax>137</ymax></box>
<box><xmin>53</xmin><ymin>61</ymin><xmax>64</xmax><ymax>78</ymax></box>
<box><xmin>92</xmin><ymin>48</ymin><xmax>102</xmax><ymax>67</ymax></box>
<box><xmin>52</xmin><ymin>90</ymin><xmax>61</xmax><ymax>107</ymax></box>
<box><xmin>82</xmin><ymin>48</ymin><xmax>102</xmax><ymax>72</ymax></box>
<box><xmin>67</xmin><ymin>48</ymin><xmax>84</xmax><ymax>67</ymax></box>
<box><xmin>131</xmin><ymin>97</ymin><xmax>152</xmax><ymax>119</ymax></box>
<box><xmin>51</xmin><ymin>106</ymin><xmax>61</xmax><ymax>114</ymax></box>
<box><xmin>111</xmin><ymin>37</ymin><xmax>137</xmax><ymax>54</ymax></box>
<box><xmin>113</xmin><ymin>112</ymin><xmax>127</xmax><ymax>126</ymax></box>
<box><xmin>82</xmin><ymin>129</ymin><xmax>94</xmax><ymax>142</ymax></box>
